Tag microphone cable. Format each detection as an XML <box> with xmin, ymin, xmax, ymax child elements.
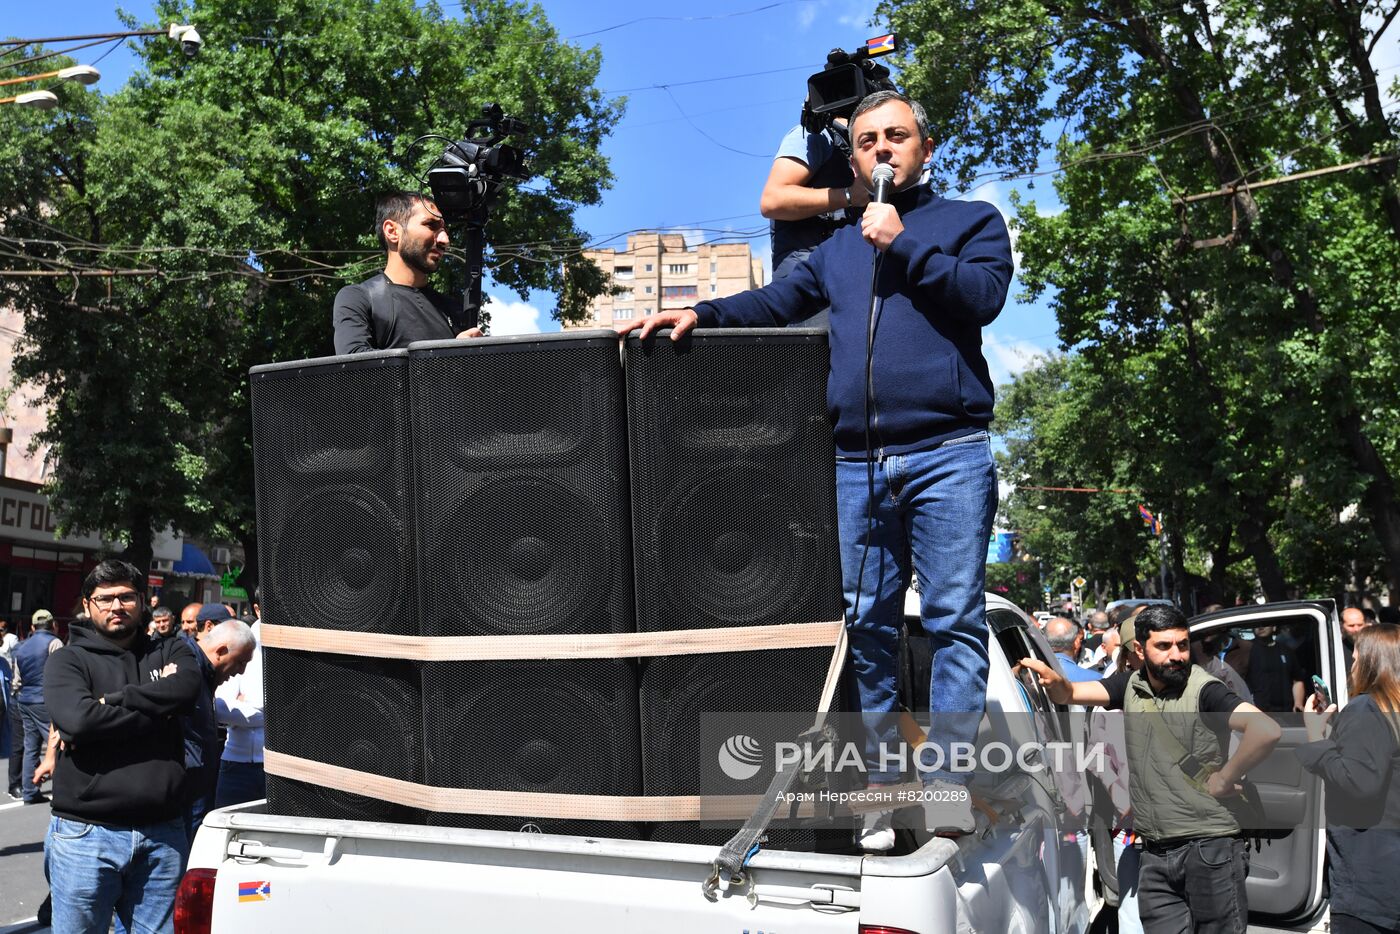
<box><xmin>848</xmin><ymin>164</ymin><xmax>895</xmax><ymax>638</ymax></box>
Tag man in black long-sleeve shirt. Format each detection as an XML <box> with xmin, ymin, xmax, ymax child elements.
<box><xmin>44</xmin><ymin>559</ymin><xmax>202</xmax><ymax>934</ymax></box>
<box><xmin>332</xmin><ymin>191</ymin><xmax>482</xmax><ymax>353</ymax></box>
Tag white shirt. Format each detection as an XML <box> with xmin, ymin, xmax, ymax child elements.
<box><xmin>214</xmin><ymin>620</ymin><xmax>264</xmax><ymax>762</ymax></box>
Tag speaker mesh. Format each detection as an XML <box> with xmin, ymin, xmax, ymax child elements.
<box><xmin>251</xmin><ymin>352</ymin><xmax>417</xmax><ymax>635</ymax></box>
<box><xmin>640</xmin><ymin>647</ymin><xmax>832</xmax><ymax>795</ymax></box>
<box><xmin>625</xmin><ymin>331</ymin><xmax>842</xmax><ymax>631</ymax></box>
<box><xmin>422</xmin><ymin>658</ymin><xmax>642</xmax><ymax>839</ymax></box>
<box><xmin>263</xmin><ymin>648</ymin><xmax>424</xmax><ymax>824</ymax></box>
<box><xmin>640</xmin><ymin>647</ymin><xmax>845</xmax><ymax>850</ymax></box>
<box><xmin>410</xmin><ymin>335</ymin><xmax>633</xmax><ymax>637</ymax></box>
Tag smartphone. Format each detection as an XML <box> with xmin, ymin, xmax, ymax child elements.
<box><xmin>1311</xmin><ymin>675</ymin><xmax>1332</xmax><ymax>707</ymax></box>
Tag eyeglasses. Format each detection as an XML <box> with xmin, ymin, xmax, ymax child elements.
<box><xmin>88</xmin><ymin>591</ymin><xmax>140</xmax><ymax>608</ymax></box>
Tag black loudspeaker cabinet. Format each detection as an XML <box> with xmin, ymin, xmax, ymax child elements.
<box><xmin>263</xmin><ymin>649</ymin><xmax>425</xmax><ymax>825</ymax></box>
<box><xmin>624</xmin><ymin>330</ymin><xmax>843</xmax><ymax>633</ymax></box>
<box><xmin>251</xmin><ymin>351</ymin><xmax>424</xmax><ymax>823</ymax></box>
<box><xmin>408</xmin><ymin>333</ymin><xmax>634</xmax><ymax>638</ymax></box>
<box><xmin>250</xmin><ymin>351</ymin><xmax>419</xmax><ymax>635</ymax></box>
<box><xmin>639</xmin><ymin>646</ymin><xmax>850</xmax><ymax>848</ymax></box>
<box><xmin>421</xmin><ymin>658</ymin><xmax>642</xmax><ymax>840</ymax></box>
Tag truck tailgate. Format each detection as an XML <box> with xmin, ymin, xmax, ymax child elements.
<box><xmin>196</xmin><ymin>808</ymin><xmax>863</xmax><ymax>933</ymax></box>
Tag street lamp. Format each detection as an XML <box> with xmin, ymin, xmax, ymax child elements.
<box><xmin>0</xmin><ymin>63</ymin><xmax>101</xmax><ymax>108</ymax></box>
<box><xmin>0</xmin><ymin>65</ymin><xmax>101</xmax><ymax>89</ymax></box>
<box><xmin>0</xmin><ymin>90</ymin><xmax>59</xmax><ymax>109</ymax></box>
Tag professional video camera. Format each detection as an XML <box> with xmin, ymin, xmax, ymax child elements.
<box><xmin>800</xmin><ymin>34</ymin><xmax>900</xmax><ymax>135</ymax></box>
<box><xmin>416</xmin><ymin>103</ymin><xmax>530</xmax><ymax>331</ymax></box>
<box><xmin>426</xmin><ymin>102</ymin><xmax>530</xmax><ymax>226</ymax></box>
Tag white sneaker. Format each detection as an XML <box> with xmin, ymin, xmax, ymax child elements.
<box><xmin>859</xmin><ymin>809</ymin><xmax>895</xmax><ymax>852</ymax></box>
<box><xmin>923</xmin><ymin>780</ymin><xmax>975</xmax><ymax>836</ymax></box>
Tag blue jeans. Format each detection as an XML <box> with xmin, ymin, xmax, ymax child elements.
<box><xmin>837</xmin><ymin>433</ymin><xmax>997</xmax><ymax>785</ymax></box>
<box><xmin>19</xmin><ymin>701</ymin><xmax>49</xmax><ymax>801</ymax></box>
<box><xmin>215</xmin><ymin>759</ymin><xmax>266</xmax><ymax>809</ymax></box>
<box><xmin>45</xmin><ymin>814</ymin><xmax>188</xmax><ymax>934</ymax></box>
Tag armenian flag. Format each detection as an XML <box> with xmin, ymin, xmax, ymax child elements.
<box><xmin>866</xmin><ymin>34</ymin><xmax>897</xmax><ymax>56</ymax></box>
<box><xmin>1137</xmin><ymin>504</ymin><xmax>1162</xmax><ymax>535</ymax></box>
<box><xmin>238</xmin><ymin>881</ymin><xmax>271</xmax><ymax>903</ymax></box>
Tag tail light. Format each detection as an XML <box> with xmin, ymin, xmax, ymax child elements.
<box><xmin>174</xmin><ymin>868</ymin><xmax>217</xmax><ymax>934</ymax></box>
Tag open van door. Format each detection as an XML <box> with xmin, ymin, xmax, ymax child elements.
<box><xmin>1188</xmin><ymin>600</ymin><xmax>1344</xmax><ymax>929</ymax></box>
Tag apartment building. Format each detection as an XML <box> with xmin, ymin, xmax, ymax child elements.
<box><xmin>567</xmin><ymin>232</ymin><xmax>765</xmax><ymax>329</ymax></box>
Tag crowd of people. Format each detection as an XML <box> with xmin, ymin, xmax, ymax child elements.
<box><xmin>1</xmin><ymin>560</ymin><xmax>267</xmax><ymax>933</ymax></box>
<box><xmin>1022</xmin><ymin>599</ymin><xmax>1400</xmax><ymax>934</ymax></box>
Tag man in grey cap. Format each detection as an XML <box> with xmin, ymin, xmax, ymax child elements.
<box><xmin>14</xmin><ymin>609</ymin><xmax>62</xmax><ymax>803</ymax></box>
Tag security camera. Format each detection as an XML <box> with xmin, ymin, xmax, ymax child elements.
<box><xmin>168</xmin><ymin>23</ymin><xmax>203</xmax><ymax>57</ymax></box>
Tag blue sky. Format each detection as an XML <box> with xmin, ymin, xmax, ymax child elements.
<box><xmin>6</xmin><ymin>0</ymin><xmax>1059</xmax><ymax>383</ymax></box>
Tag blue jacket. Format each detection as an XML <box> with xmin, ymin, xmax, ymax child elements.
<box><xmin>695</xmin><ymin>184</ymin><xmax>1013</xmax><ymax>456</ymax></box>
<box><xmin>15</xmin><ymin>630</ymin><xmax>59</xmax><ymax>704</ymax></box>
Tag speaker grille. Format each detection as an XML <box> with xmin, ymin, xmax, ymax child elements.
<box><xmin>422</xmin><ymin>658</ymin><xmax>642</xmax><ymax>838</ymax></box>
<box><xmin>640</xmin><ymin>647</ymin><xmax>833</xmax><ymax>796</ymax></box>
<box><xmin>625</xmin><ymin>331</ymin><xmax>842</xmax><ymax>631</ymax></box>
<box><xmin>410</xmin><ymin>335</ymin><xmax>633</xmax><ymax>637</ymax></box>
<box><xmin>251</xmin><ymin>352</ymin><xmax>417</xmax><ymax>635</ymax></box>
<box><xmin>263</xmin><ymin>649</ymin><xmax>423</xmax><ymax>824</ymax></box>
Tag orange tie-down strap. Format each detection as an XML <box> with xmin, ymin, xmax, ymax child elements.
<box><xmin>261</xmin><ymin>623</ymin><xmax>851</xmax><ymax>821</ymax></box>
<box><xmin>260</xmin><ymin>620</ymin><xmax>844</xmax><ymax>663</ymax></box>
<box><xmin>263</xmin><ymin>750</ymin><xmax>812</xmax><ymax>821</ymax></box>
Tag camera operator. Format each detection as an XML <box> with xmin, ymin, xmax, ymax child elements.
<box><xmin>759</xmin><ymin>47</ymin><xmax>897</xmax><ymax>326</ymax></box>
<box><xmin>332</xmin><ymin>191</ymin><xmax>483</xmax><ymax>354</ymax></box>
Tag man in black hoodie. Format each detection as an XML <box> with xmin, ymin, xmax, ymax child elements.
<box><xmin>43</xmin><ymin>559</ymin><xmax>202</xmax><ymax>934</ymax></box>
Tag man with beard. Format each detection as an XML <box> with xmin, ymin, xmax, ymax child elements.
<box><xmin>43</xmin><ymin>560</ymin><xmax>203</xmax><ymax>934</ymax></box>
<box><xmin>333</xmin><ymin>191</ymin><xmax>483</xmax><ymax>353</ymax></box>
<box><xmin>1021</xmin><ymin>604</ymin><xmax>1281</xmax><ymax>934</ymax></box>
<box><xmin>1341</xmin><ymin>606</ymin><xmax>1369</xmax><ymax>684</ymax></box>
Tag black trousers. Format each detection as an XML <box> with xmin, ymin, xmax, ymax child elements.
<box><xmin>1138</xmin><ymin>836</ymin><xmax>1249</xmax><ymax>934</ymax></box>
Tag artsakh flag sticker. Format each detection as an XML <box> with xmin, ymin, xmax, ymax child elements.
<box><xmin>238</xmin><ymin>881</ymin><xmax>271</xmax><ymax>902</ymax></box>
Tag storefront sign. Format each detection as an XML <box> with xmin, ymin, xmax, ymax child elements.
<box><xmin>0</xmin><ymin>486</ymin><xmax>104</xmax><ymax>549</ymax></box>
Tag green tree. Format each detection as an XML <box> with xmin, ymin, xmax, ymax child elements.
<box><xmin>884</xmin><ymin>0</ymin><xmax>1400</xmax><ymax>600</ymax></box>
<box><xmin>0</xmin><ymin>0</ymin><xmax>622</xmax><ymax>575</ymax></box>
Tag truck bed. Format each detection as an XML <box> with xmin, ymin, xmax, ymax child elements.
<box><xmin>194</xmin><ymin>803</ymin><xmax>878</xmax><ymax>932</ymax></box>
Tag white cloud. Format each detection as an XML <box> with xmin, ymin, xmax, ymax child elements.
<box><xmin>983</xmin><ymin>331</ymin><xmax>1045</xmax><ymax>387</ymax></box>
<box><xmin>483</xmin><ymin>294</ymin><xmax>543</xmax><ymax>335</ymax></box>
<box><xmin>837</xmin><ymin>1</ymin><xmax>879</xmax><ymax>29</ymax></box>
<box><xmin>798</xmin><ymin>4</ymin><xmax>819</xmax><ymax>31</ymax></box>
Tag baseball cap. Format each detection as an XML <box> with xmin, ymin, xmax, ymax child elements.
<box><xmin>195</xmin><ymin>604</ymin><xmax>234</xmax><ymax>625</ymax></box>
<box><xmin>31</xmin><ymin>609</ymin><xmax>54</xmax><ymax>626</ymax></box>
<box><xmin>1120</xmin><ymin>617</ymin><xmax>1136</xmax><ymax>648</ymax></box>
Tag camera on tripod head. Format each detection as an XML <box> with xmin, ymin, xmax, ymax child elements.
<box><xmin>427</xmin><ymin>103</ymin><xmax>530</xmax><ymax>226</ymax></box>
<box><xmin>800</xmin><ymin>34</ymin><xmax>900</xmax><ymax>135</ymax></box>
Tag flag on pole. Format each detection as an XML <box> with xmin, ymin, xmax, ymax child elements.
<box><xmin>1137</xmin><ymin>504</ymin><xmax>1162</xmax><ymax>535</ymax></box>
<box><xmin>866</xmin><ymin>34</ymin><xmax>897</xmax><ymax>55</ymax></box>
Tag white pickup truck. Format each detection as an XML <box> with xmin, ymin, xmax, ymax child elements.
<box><xmin>175</xmin><ymin>592</ymin><xmax>1093</xmax><ymax>934</ymax></box>
<box><xmin>175</xmin><ymin>596</ymin><xmax>1345</xmax><ymax>933</ymax></box>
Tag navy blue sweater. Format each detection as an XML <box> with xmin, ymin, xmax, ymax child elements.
<box><xmin>695</xmin><ymin>185</ymin><xmax>1013</xmax><ymax>456</ymax></box>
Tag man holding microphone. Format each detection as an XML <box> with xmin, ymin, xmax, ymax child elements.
<box><xmin>616</xmin><ymin>90</ymin><xmax>1013</xmax><ymax>847</ymax></box>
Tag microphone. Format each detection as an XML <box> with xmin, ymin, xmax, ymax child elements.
<box><xmin>871</xmin><ymin>164</ymin><xmax>895</xmax><ymax>204</ymax></box>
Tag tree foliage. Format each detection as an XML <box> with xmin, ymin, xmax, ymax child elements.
<box><xmin>884</xmin><ymin>0</ymin><xmax>1400</xmax><ymax>602</ymax></box>
<box><xmin>0</xmin><ymin>0</ymin><xmax>622</xmax><ymax>574</ymax></box>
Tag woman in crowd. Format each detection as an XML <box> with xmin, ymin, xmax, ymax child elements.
<box><xmin>1298</xmin><ymin>623</ymin><xmax>1400</xmax><ymax>933</ymax></box>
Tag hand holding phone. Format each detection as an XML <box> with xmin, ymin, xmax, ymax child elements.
<box><xmin>1311</xmin><ymin>675</ymin><xmax>1332</xmax><ymax>708</ymax></box>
